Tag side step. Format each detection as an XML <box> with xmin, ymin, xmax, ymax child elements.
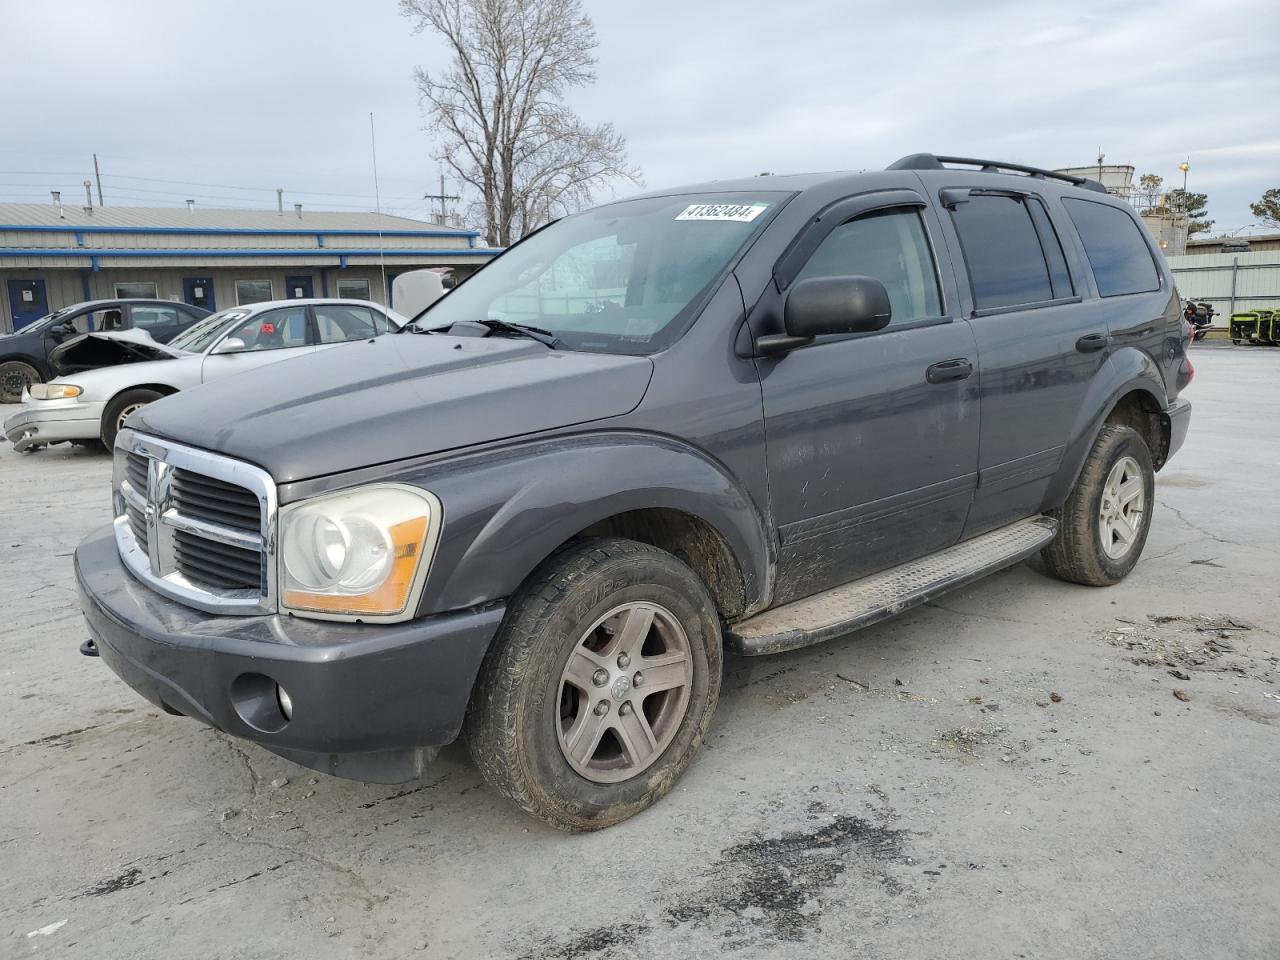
<box><xmin>725</xmin><ymin>516</ymin><xmax>1057</xmax><ymax>656</ymax></box>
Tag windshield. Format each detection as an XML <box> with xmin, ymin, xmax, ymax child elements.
<box><xmin>168</xmin><ymin>308</ymin><xmax>251</xmax><ymax>353</ymax></box>
<box><xmin>418</xmin><ymin>192</ymin><xmax>784</xmax><ymax>353</ymax></box>
<box><xmin>15</xmin><ymin>307</ymin><xmax>75</xmax><ymax>335</ymax></box>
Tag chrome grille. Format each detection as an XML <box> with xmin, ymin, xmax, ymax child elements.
<box><xmin>112</xmin><ymin>430</ymin><xmax>277</xmax><ymax>615</ymax></box>
<box><xmin>173</xmin><ymin>529</ymin><xmax>262</xmax><ymax>591</ymax></box>
<box><xmin>171</xmin><ymin>469</ymin><xmax>261</xmax><ymax>532</ymax></box>
<box><xmin>125</xmin><ymin>452</ymin><xmax>149</xmax><ymax>495</ymax></box>
<box><xmin>124</xmin><ymin>501</ymin><xmax>149</xmax><ymax>551</ymax></box>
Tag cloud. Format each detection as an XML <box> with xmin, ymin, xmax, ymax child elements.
<box><xmin>0</xmin><ymin>0</ymin><xmax>1274</xmax><ymax>229</ymax></box>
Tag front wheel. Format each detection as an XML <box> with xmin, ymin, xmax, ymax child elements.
<box><xmin>101</xmin><ymin>388</ymin><xmax>163</xmax><ymax>449</ymax></box>
<box><xmin>1041</xmin><ymin>424</ymin><xmax>1155</xmax><ymax>586</ymax></box>
<box><xmin>466</xmin><ymin>538</ymin><xmax>722</xmax><ymax>831</ymax></box>
<box><xmin>0</xmin><ymin>360</ymin><xmax>41</xmax><ymax>404</ymax></box>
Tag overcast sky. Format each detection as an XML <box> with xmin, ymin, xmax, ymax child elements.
<box><xmin>1</xmin><ymin>0</ymin><xmax>1275</xmax><ymax>233</ymax></box>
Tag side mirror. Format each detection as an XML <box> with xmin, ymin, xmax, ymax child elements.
<box><xmin>212</xmin><ymin>336</ymin><xmax>248</xmax><ymax>355</ymax></box>
<box><xmin>758</xmin><ymin>276</ymin><xmax>892</xmax><ymax>355</ymax></box>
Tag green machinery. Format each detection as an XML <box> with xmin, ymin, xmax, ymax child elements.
<box><xmin>1230</xmin><ymin>309</ymin><xmax>1278</xmax><ymax>346</ymax></box>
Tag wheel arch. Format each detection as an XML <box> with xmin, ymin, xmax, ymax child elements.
<box><xmin>409</xmin><ymin>433</ymin><xmax>773</xmax><ymax>622</ymax></box>
<box><xmin>0</xmin><ymin>351</ymin><xmax>51</xmax><ymax>378</ymax></box>
<box><xmin>108</xmin><ymin>382</ymin><xmax>182</xmax><ymax>405</ymax></box>
<box><xmin>1042</xmin><ymin>351</ymin><xmax>1171</xmax><ymax>509</ymax></box>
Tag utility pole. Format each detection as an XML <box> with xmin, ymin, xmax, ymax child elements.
<box><xmin>92</xmin><ymin>153</ymin><xmax>105</xmax><ymax>206</ymax></box>
<box><xmin>423</xmin><ymin>169</ymin><xmax>459</xmax><ymax>226</ymax></box>
<box><xmin>83</xmin><ymin>180</ymin><xmax>94</xmax><ymax>211</ymax></box>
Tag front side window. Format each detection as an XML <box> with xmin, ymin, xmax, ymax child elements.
<box><xmin>227</xmin><ymin>306</ymin><xmax>309</xmax><ymax>352</ymax></box>
<box><xmin>950</xmin><ymin>194</ymin><xmax>1055</xmax><ymax>310</ymax></box>
<box><xmin>335</xmin><ymin>278</ymin><xmax>372</xmax><ymax>300</ymax></box>
<box><xmin>235</xmin><ymin>280</ymin><xmax>274</xmax><ymax>305</ymax></box>
<box><xmin>93</xmin><ymin>307</ymin><xmax>125</xmax><ymax>332</ymax></box>
<box><xmin>1063</xmin><ymin>198</ymin><xmax>1161</xmax><ymax>298</ymax></box>
<box><xmin>794</xmin><ymin>207</ymin><xmax>943</xmax><ymax>325</ymax></box>
<box><xmin>315</xmin><ymin>304</ymin><xmax>389</xmax><ymax>343</ymax></box>
<box><xmin>114</xmin><ymin>281</ymin><xmax>158</xmax><ymax>299</ymax></box>
<box><xmin>419</xmin><ymin>192</ymin><xmax>783</xmax><ymax>353</ymax></box>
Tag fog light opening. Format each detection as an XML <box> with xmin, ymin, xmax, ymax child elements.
<box><xmin>276</xmin><ymin>684</ymin><xmax>293</xmax><ymax>722</ymax></box>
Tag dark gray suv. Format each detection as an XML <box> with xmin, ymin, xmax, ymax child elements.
<box><xmin>74</xmin><ymin>154</ymin><xmax>1192</xmax><ymax>830</ymax></box>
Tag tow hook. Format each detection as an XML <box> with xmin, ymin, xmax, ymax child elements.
<box><xmin>79</xmin><ymin>637</ymin><xmax>99</xmax><ymax>657</ymax></box>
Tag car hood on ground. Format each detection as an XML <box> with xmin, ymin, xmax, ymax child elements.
<box><xmin>131</xmin><ymin>332</ymin><xmax>655</xmax><ymax>483</ymax></box>
<box><xmin>50</xmin><ymin>329</ymin><xmax>183</xmax><ymax>374</ymax></box>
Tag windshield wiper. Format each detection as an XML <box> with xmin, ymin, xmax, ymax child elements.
<box><xmin>403</xmin><ymin>317</ymin><xmax>561</xmax><ymax>349</ymax></box>
<box><xmin>473</xmin><ymin>318</ymin><xmax>561</xmax><ymax>348</ymax></box>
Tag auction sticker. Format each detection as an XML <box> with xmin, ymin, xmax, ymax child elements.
<box><xmin>676</xmin><ymin>202</ymin><xmax>768</xmax><ymax>222</ymax></box>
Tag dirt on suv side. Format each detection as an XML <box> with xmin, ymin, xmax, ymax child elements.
<box><xmin>74</xmin><ymin>153</ymin><xmax>1192</xmax><ymax>831</ymax></box>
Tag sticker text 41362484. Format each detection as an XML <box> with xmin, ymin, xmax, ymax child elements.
<box><xmin>675</xmin><ymin>203</ymin><xmax>768</xmax><ymax>223</ymax></box>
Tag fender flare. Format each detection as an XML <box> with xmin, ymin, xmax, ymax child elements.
<box><xmin>403</xmin><ymin>431</ymin><xmax>773</xmax><ymax>618</ymax></box>
<box><xmin>0</xmin><ymin>351</ymin><xmax>51</xmax><ymax>380</ymax></box>
<box><xmin>1042</xmin><ymin>348</ymin><xmax>1168</xmax><ymax>508</ymax></box>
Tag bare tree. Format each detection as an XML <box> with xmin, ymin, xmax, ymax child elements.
<box><xmin>400</xmin><ymin>0</ymin><xmax>641</xmax><ymax>246</ymax></box>
<box><xmin>1137</xmin><ymin>172</ymin><xmax>1163</xmax><ymax>211</ymax></box>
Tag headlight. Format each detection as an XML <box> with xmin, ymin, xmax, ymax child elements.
<box><xmin>279</xmin><ymin>484</ymin><xmax>441</xmax><ymax>621</ymax></box>
<box><xmin>30</xmin><ymin>383</ymin><xmax>82</xmax><ymax>400</ymax></box>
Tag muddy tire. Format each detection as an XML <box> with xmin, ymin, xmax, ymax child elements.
<box><xmin>101</xmin><ymin>388</ymin><xmax>163</xmax><ymax>449</ymax></box>
<box><xmin>1041</xmin><ymin>424</ymin><xmax>1155</xmax><ymax>587</ymax></box>
<box><xmin>466</xmin><ymin>537</ymin><xmax>722</xmax><ymax>832</ymax></box>
<box><xmin>0</xmin><ymin>360</ymin><xmax>41</xmax><ymax>404</ymax></box>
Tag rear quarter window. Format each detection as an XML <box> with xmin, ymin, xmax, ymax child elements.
<box><xmin>1063</xmin><ymin>198</ymin><xmax>1161</xmax><ymax>297</ymax></box>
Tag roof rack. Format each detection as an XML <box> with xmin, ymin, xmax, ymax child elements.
<box><xmin>887</xmin><ymin>153</ymin><xmax>1109</xmax><ymax>193</ymax></box>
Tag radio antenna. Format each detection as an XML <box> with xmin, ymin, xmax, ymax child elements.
<box><xmin>369</xmin><ymin>112</ymin><xmax>389</xmax><ymax>307</ymax></box>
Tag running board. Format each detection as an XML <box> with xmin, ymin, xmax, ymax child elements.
<box><xmin>726</xmin><ymin>516</ymin><xmax>1058</xmax><ymax>657</ymax></box>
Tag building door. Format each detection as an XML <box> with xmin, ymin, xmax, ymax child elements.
<box><xmin>7</xmin><ymin>278</ymin><xmax>48</xmax><ymax>331</ymax></box>
<box><xmin>285</xmin><ymin>275</ymin><xmax>314</xmax><ymax>299</ymax></box>
<box><xmin>182</xmin><ymin>277</ymin><xmax>216</xmax><ymax>313</ymax></box>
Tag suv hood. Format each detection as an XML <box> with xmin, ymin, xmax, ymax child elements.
<box><xmin>131</xmin><ymin>333</ymin><xmax>655</xmax><ymax>483</ymax></box>
<box><xmin>51</xmin><ymin>329</ymin><xmax>183</xmax><ymax>374</ymax></box>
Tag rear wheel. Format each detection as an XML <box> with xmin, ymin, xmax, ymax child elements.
<box><xmin>1041</xmin><ymin>424</ymin><xmax>1155</xmax><ymax>586</ymax></box>
<box><xmin>101</xmin><ymin>388</ymin><xmax>163</xmax><ymax>449</ymax></box>
<box><xmin>466</xmin><ymin>538</ymin><xmax>722</xmax><ymax>831</ymax></box>
<box><xmin>0</xmin><ymin>360</ymin><xmax>41</xmax><ymax>404</ymax></box>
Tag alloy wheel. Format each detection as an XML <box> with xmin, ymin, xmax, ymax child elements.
<box><xmin>1099</xmin><ymin>455</ymin><xmax>1145</xmax><ymax>560</ymax></box>
<box><xmin>556</xmin><ymin>601</ymin><xmax>694</xmax><ymax>784</ymax></box>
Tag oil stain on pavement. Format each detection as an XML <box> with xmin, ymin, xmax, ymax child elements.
<box><xmin>521</xmin><ymin>798</ymin><xmax>914</xmax><ymax>958</ymax></box>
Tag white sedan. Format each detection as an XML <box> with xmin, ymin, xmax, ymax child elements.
<box><xmin>3</xmin><ymin>299</ymin><xmax>408</xmax><ymax>452</ymax></box>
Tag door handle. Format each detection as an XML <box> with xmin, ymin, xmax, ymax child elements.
<box><xmin>926</xmin><ymin>358</ymin><xmax>973</xmax><ymax>384</ymax></box>
<box><xmin>1076</xmin><ymin>333</ymin><xmax>1108</xmax><ymax>353</ymax></box>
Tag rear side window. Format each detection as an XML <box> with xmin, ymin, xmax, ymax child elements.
<box><xmin>794</xmin><ymin>208</ymin><xmax>942</xmax><ymax>326</ymax></box>
<box><xmin>949</xmin><ymin>194</ymin><xmax>1054</xmax><ymax>310</ymax></box>
<box><xmin>1063</xmin><ymin>198</ymin><xmax>1160</xmax><ymax>297</ymax></box>
<box><xmin>1025</xmin><ymin>198</ymin><xmax>1074</xmax><ymax>300</ymax></box>
<box><xmin>314</xmin><ymin>304</ymin><xmax>389</xmax><ymax>343</ymax></box>
<box><xmin>130</xmin><ymin>305</ymin><xmax>182</xmax><ymax>329</ymax></box>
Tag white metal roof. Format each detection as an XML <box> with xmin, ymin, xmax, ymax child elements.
<box><xmin>0</xmin><ymin>202</ymin><xmax>472</xmax><ymax>234</ymax></box>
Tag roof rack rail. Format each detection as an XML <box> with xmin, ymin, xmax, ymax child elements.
<box><xmin>886</xmin><ymin>153</ymin><xmax>1109</xmax><ymax>193</ymax></box>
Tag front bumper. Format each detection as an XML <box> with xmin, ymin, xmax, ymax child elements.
<box><xmin>75</xmin><ymin>523</ymin><xmax>504</xmax><ymax>783</ymax></box>
<box><xmin>3</xmin><ymin>396</ymin><xmax>105</xmax><ymax>451</ymax></box>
